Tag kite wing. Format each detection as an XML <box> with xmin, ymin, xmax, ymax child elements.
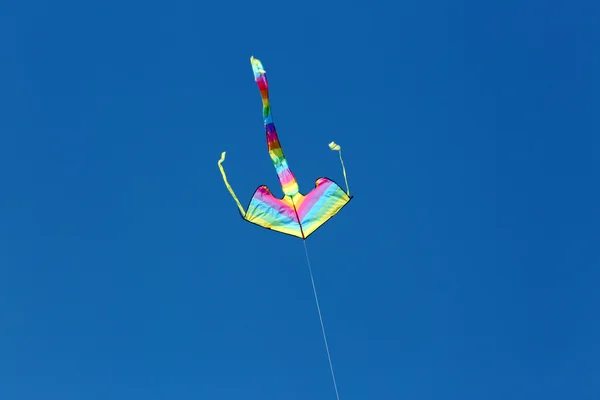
<box><xmin>218</xmin><ymin>57</ymin><xmax>352</xmax><ymax>239</ymax></box>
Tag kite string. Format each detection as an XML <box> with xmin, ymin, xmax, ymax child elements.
<box><xmin>303</xmin><ymin>240</ymin><xmax>341</xmax><ymax>400</ymax></box>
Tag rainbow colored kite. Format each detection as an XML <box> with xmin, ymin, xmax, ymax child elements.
<box><xmin>218</xmin><ymin>56</ymin><xmax>352</xmax><ymax>239</ymax></box>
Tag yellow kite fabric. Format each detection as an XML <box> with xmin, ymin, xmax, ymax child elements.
<box><xmin>218</xmin><ymin>57</ymin><xmax>352</xmax><ymax>239</ymax></box>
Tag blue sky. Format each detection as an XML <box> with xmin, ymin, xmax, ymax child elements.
<box><xmin>1</xmin><ymin>0</ymin><xmax>598</xmax><ymax>399</ymax></box>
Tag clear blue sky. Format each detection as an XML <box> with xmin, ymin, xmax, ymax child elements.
<box><xmin>1</xmin><ymin>1</ymin><xmax>598</xmax><ymax>399</ymax></box>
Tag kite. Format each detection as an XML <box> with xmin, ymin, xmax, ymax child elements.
<box><xmin>217</xmin><ymin>57</ymin><xmax>352</xmax><ymax>400</ymax></box>
<box><xmin>217</xmin><ymin>56</ymin><xmax>352</xmax><ymax>239</ymax></box>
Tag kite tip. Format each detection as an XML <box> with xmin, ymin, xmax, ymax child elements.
<box><xmin>218</xmin><ymin>151</ymin><xmax>227</xmax><ymax>164</ymax></box>
<box><xmin>329</xmin><ymin>141</ymin><xmax>341</xmax><ymax>151</ymax></box>
<box><xmin>250</xmin><ymin>56</ymin><xmax>265</xmax><ymax>73</ymax></box>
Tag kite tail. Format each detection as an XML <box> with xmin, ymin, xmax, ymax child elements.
<box><xmin>251</xmin><ymin>56</ymin><xmax>299</xmax><ymax>197</ymax></box>
<box><xmin>217</xmin><ymin>152</ymin><xmax>246</xmax><ymax>216</ymax></box>
<box><xmin>329</xmin><ymin>142</ymin><xmax>350</xmax><ymax>196</ymax></box>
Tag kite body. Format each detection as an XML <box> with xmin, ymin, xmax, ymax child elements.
<box><xmin>218</xmin><ymin>57</ymin><xmax>352</xmax><ymax>239</ymax></box>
